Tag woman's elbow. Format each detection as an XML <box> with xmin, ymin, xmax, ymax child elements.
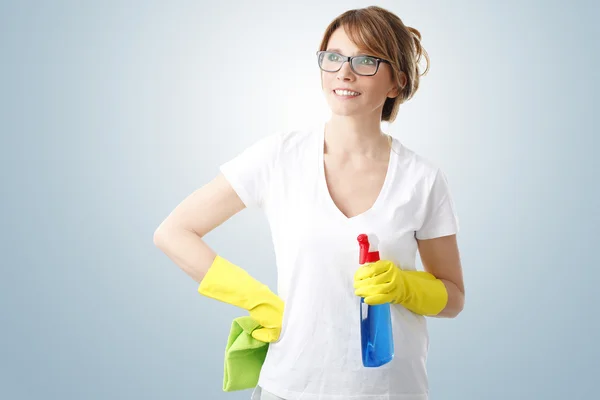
<box><xmin>447</xmin><ymin>291</ymin><xmax>465</xmax><ymax>318</ymax></box>
<box><xmin>153</xmin><ymin>224</ymin><xmax>174</xmax><ymax>250</ymax></box>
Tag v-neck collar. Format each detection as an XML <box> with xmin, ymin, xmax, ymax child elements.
<box><xmin>316</xmin><ymin>122</ymin><xmax>398</xmax><ymax>223</ymax></box>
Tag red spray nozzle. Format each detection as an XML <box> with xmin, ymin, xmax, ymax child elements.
<box><xmin>357</xmin><ymin>233</ymin><xmax>380</xmax><ymax>264</ymax></box>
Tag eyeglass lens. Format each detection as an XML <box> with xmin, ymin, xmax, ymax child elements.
<box><xmin>318</xmin><ymin>51</ymin><xmax>378</xmax><ymax>75</ymax></box>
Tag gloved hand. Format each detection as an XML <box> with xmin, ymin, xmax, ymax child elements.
<box><xmin>198</xmin><ymin>255</ymin><xmax>284</xmax><ymax>342</ymax></box>
<box><xmin>353</xmin><ymin>260</ymin><xmax>448</xmax><ymax>316</ymax></box>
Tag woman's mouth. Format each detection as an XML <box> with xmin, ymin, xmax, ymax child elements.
<box><xmin>333</xmin><ymin>89</ymin><xmax>362</xmax><ymax>99</ymax></box>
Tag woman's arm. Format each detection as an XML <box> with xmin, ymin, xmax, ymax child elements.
<box><xmin>153</xmin><ymin>173</ymin><xmax>246</xmax><ymax>283</ymax></box>
<box><xmin>154</xmin><ymin>173</ymin><xmax>284</xmax><ymax>342</ymax></box>
<box><xmin>417</xmin><ymin>234</ymin><xmax>465</xmax><ymax>318</ymax></box>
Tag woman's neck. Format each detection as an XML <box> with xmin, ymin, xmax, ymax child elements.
<box><xmin>324</xmin><ymin>117</ymin><xmax>391</xmax><ymax>159</ymax></box>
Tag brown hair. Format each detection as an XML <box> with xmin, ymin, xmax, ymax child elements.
<box><xmin>318</xmin><ymin>6</ymin><xmax>429</xmax><ymax>123</ymax></box>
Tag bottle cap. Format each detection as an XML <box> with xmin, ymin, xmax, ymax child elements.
<box><xmin>357</xmin><ymin>233</ymin><xmax>380</xmax><ymax>264</ymax></box>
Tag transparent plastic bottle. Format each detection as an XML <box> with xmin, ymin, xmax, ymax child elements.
<box><xmin>357</xmin><ymin>233</ymin><xmax>394</xmax><ymax>367</ymax></box>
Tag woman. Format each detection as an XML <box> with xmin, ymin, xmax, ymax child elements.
<box><xmin>154</xmin><ymin>5</ymin><xmax>465</xmax><ymax>400</ymax></box>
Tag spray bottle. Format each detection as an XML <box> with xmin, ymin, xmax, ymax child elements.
<box><xmin>357</xmin><ymin>233</ymin><xmax>394</xmax><ymax>367</ymax></box>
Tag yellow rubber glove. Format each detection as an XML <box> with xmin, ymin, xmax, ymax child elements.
<box><xmin>198</xmin><ymin>255</ymin><xmax>284</xmax><ymax>342</ymax></box>
<box><xmin>353</xmin><ymin>260</ymin><xmax>448</xmax><ymax>316</ymax></box>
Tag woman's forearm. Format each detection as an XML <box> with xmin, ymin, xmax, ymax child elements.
<box><xmin>153</xmin><ymin>174</ymin><xmax>247</xmax><ymax>283</ymax></box>
<box><xmin>154</xmin><ymin>228</ymin><xmax>217</xmax><ymax>283</ymax></box>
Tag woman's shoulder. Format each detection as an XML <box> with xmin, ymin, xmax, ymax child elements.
<box><xmin>238</xmin><ymin>125</ymin><xmax>317</xmax><ymax>159</ymax></box>
<box><xmin>392</xmin><ymin>138</ymin><xmax>442</xmax><ymax>177</ymax></box>
<box><xmin>257</xmin><ymin>124</ymin><xmax>321</xmax><ymax>160</ymax></box>
<box><xmin>277</xmin><ymin>125</ymin><xmax>320</xmax><ymax>149</ymax></box>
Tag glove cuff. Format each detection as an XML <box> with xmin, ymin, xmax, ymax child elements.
<box><xmin>198</xmin><ymin>255</ymin><xmax>274</xmax><ymax>311</ymax></box>
<box><xmin>395</xmin><ymin>270</ymin><xmax>448</xmax><ymax>316</ymax></box>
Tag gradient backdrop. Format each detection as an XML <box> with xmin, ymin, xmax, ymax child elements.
<box><xmin>1</xmin><ymin>1</ymin><xmax>598</xmax><ymax>399</ymax></box>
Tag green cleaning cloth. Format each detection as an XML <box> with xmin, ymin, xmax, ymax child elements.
<box><xmin>223</xmin><ymin>316</ymin><xmax>269</xmax><ymax>392</ymax></box>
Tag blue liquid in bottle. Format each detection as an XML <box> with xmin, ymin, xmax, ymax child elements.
<box><xmin>360</xmin><ymin>299</ymin><xmax>394</xmax><ymax>367</ymax></box>
<box><xmin>357</xmin><ymin>234</ymin><xmax>394</xmax><ymax>367</ymax></box>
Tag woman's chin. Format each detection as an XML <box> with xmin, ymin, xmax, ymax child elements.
<box><xmin>327</xmin><ymin>102</ymin><xmax>363</xmax><ymax>116</ymax></box>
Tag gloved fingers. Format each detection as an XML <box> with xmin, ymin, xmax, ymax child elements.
<box><xmin>251</xmin><ymin>327</ymin><xmax>280</xmax><ymax>343</ymax></box>
<box><xmin>248</xmin><ymin>303</ymin><xmax>284</xmax><ymax>329</ymax></box>
<box><xmin>354</xmin><ymin>280</ymin><xmax>395</xmax><ymax>297</ymax></box>
<box><xmin>363</xmin><ymin>293</ymin><xmax>394</xmax><ymax>305</ymax></box>
<box><xmin>353</xmin><ymin>260</ymin><xmax>393</xmax><ymax>281</ymax></box>
<box><xmin>354</xmin><ymin>264</ymin><xmax>396</xmax><ymax>289</ymax></box>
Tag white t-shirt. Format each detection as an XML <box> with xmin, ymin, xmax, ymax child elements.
<box><xmin>219</xmin><ymin>123</ymin><xmax>460</xmax><ymax>400</ymax></box>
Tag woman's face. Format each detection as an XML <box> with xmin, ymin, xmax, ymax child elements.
<box><xmin>321</xmin><ymin>26</ymin><xmax>400</xmax><ymax>119</ymax></box>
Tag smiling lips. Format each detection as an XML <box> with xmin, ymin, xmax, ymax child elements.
<box><xmin>333</xmin><ymin>88</ymin><xmax>361</xmax><ymax>98</ymax></box>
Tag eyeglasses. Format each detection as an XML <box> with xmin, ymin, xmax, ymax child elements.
<box><xmin>316</xmin><ymin>50</ymin><xmax>391</xmax><ymax>76</ymax></box>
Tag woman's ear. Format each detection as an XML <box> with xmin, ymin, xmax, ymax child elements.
<box><xmin>399</xmin><ymin>71</ymin><xmax>407</xmax><ymax>88</ymax></box>
<box><xmin>388</xmin><ymin>72</ymin><xmax>407</xmax><ymax>99</ymax></box>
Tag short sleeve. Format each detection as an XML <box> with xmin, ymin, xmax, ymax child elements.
<box><xmin>219</xmin><ymin>133</ymin><xmax>281</xmax><ymax>209</ymax></box>
<box><xmin>415</xmin><ymin>168</ymin><xmax>460</xmax><ymax>240</ymax></box>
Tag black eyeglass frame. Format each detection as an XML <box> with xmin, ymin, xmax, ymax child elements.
<box><xmin>316</xmin><ymin>50</ymin><xmax>391</xmax><ymax>76</ymax></box>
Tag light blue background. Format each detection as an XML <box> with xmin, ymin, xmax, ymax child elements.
<box><xmin>1</xmin><ymin>1</ymin><xmax>598</xmax><ymax>399</ymax></box>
